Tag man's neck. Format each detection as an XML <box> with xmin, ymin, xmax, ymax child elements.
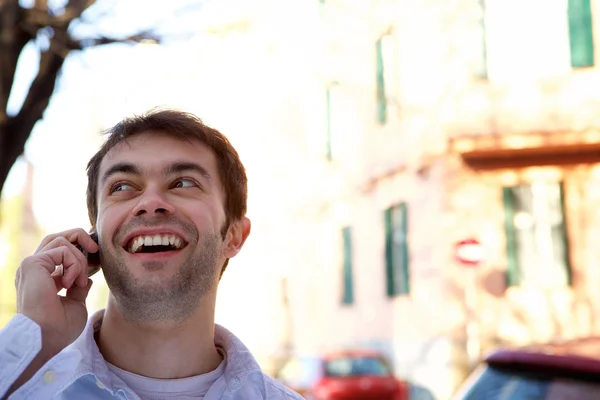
<box><xmin>96</xmin><ymin>300</ymin><xmax>222</xmax><ymax>379</ymax></box>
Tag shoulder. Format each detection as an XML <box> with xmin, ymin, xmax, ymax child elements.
<box><xmin>232</xmin><ymin>370</ymin><xmax>304</xmax><ymax>400</ymax></box>
<box><xmin>261</xmin><ymin>373</ymin><xmax>304</xmax><ymax>399</ymax></box>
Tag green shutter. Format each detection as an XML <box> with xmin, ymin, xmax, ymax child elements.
<box><xmin>376</xmin><ymin>38</ymin><xmax>387</xmax><ymax>125</ymax></box>
<box><xmin>502</xmin><ymin>187</ymin><xmax>520</xmax><ymax>286</ymax></box>
<box><xmin>342</xmin><ymin>227</ymin><xmax>354</xmax><ymax>305</ymax></box>
<box><xmin>384</xmin><ymin>203</ymin><xmax>409</xmax><ymax>296</ymax></box>
<box><xmin>384</xmin><ymin>208</ymin><xmax>394</xmax><ymax>296</ymax></box>
<box><xmin>558</xmin><ymin>183</ymin><xmax>573</xmax><ymax>285</ymax></box>
<box><xmin>325</xmin><ymin>87</ymin><xmax>332</xmax><ymax>161</ymax></box>
<box><xmin>398</xmin><ymin>203</ymin><xmax>409</xmax><ymax>294</ymax></box>
<box><xmin>569</xmin><ymin>0</ymin><xmax>595</xmax><ymax>68</ymax></box>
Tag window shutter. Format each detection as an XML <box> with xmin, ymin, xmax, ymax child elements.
<box><xmin>502</xmin><ymin>187</ymin><xmax>520</xmax><ymax>286</ymax></box>
<box><xmin>558</xmin><ymin>183</ymin><xmax>573</xmax><ymax>285</ymax></box>
<box><xmin>385</xmin><ymin>203</ymin><xmax>409</xmax><ymax>296</ymax></box>
<box><xmin>376</xmin><ymin>38</ymin><xmax>387</xmax><ymax>124</ymax></box>
<box><xmin>569</xmin><ymin>0</ymin><xmax>594</xmax><ymax>68</ymax></box>
<box><xmin>342</xmin><ymin>227</ymin><xmax>354</xmax><ymax>305</ymax></box>
<box><xmin>384</xmin><ymin>207</ymin><xmax>394</xmax><ymax>296</ymax></box>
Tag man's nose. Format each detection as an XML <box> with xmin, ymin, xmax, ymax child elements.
<box><xmin>132</xmin><ymin>188</ymin><xmax>175</xmax><ymax>216</ymax></box>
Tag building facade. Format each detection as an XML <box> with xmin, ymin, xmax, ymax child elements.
<box><xmin>264</xmin><ymin>0</ymin><xmax>600</xmax><ymax>399</ymax></box>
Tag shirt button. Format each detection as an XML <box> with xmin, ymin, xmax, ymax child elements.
<box><xmin>43</xmin><ymin>370</ymin><xmax>56</xmax><ymax>384</ymax></box>
<box><xmin>96</xmin><ymin>380</ymin><xmax>105</xmax><ymax>389</ymax></box>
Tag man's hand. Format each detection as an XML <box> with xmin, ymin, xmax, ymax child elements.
<box><xmin>15</xmin><ymin>228</ymin><xmax>99</xmax><ymax>353</ymax></box>
<box><xmin>3</xmin><ymin>229</ymin><xmax>99</xmax><ymax>398</ymax></box>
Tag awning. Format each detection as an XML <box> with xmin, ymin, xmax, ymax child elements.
<box><xmin>450</xmin><ymin>131</ymin><xmax>600</xmax><ymax>170</ymax></box>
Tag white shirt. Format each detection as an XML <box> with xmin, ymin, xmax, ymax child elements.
<box><xmin>0</xmin><ymin>310</ymin><xmax>302</xmax><ymax>399</ymax></box>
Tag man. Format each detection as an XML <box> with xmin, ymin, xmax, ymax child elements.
<box><xmin>0</xmin><ymin>109</ymin><xmax>302</xmax><ymax>400</ymax></box>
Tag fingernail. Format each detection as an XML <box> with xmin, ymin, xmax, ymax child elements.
<box><xmin>51</xmin><ymin>265</ymin><xmax>64</xmax><ymax>278</ymax></box>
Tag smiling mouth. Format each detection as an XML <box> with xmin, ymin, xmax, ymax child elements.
<box><xmin>126</xmin><ymin>234</ymin><xmax>186</xmax><ymax>254</ymax></box>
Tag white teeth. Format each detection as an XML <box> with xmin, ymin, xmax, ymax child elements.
<box><xmin>128</xmin><ymin>234</ymin><xmax>184</xmax><ymax>253</ymax></box>
<box><xmin>131</xmin><ymin>239</ymin><xmax>142</xmax><ymax>253</ymax></box>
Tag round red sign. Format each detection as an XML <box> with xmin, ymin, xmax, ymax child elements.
<box><xmin>455</xmin><ymin>238</ymin><xmax>484</xmax><ymax>266</ymax></box>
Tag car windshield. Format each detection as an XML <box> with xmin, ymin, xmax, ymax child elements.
<box><xmin>463</xmin><ymin>366</ymin><xmax>600</xmax><ymax>399</ymax></box>
<box><xmin>277</xmin><ymin>356</ymin><xmax>322</xmax><ymax>387</ymax></box>
<box><xmin>325</xmin><ymin>356</ymin><xmax>391</xmax><ymax>377</ymax></box>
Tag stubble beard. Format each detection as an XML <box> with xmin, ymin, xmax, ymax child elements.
<box><xmin>100</xmin><ymin>231</ymin><xmax>222</xmax><ymax>325</ymax></box>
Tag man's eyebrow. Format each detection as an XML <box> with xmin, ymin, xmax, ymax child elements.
<box><xmin>101</xmin><ymin>162</ymin><xmax>141</xmax><ymax>186</ymax></box>
<box><xmin>164</xmin><ymin>162</ymin><xmax>212</xmax><ymax>182</ymax></box>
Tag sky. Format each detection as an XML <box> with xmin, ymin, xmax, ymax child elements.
<box><xmin>4</xmin><ymin>0</ymin><xmax>216</xmax><ymax>229</ymax></box>
<box><xmin>3</xmin><ymin>0</ymin><xmax>298</xmax><ymax>360</ymax></box>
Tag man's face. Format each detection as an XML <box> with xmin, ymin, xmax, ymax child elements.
<box><xmin>95</xmin><ymin>132</ymin><xmax>231</xmax><ymax>323</ymax></box>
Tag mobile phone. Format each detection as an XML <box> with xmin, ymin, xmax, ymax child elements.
<box><xmin>75</xmin><ymin>232</ymin><xmax>101</xmax><ymax>277</ymax></box>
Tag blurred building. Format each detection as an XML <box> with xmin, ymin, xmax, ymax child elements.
<box><xmin>200</xmin><ymin>0</ymin><xmax>600</xmax><ymax>399</ymax></box>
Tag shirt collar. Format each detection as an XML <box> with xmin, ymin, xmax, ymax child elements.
<box><xmin>66</xmin><ymin>309</ymin><xmax>261</xmax><ymax>394</ymax></box>
<box><xmin>214</xmin><ymin>321</ymin><xmax>262</xmax><ymax>392</ymax></box>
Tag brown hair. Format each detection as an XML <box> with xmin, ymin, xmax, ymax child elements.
<box><xmin>85</xmin><ymin>108</ymin><xmax>248</xmax><ymax>276</ymax></box>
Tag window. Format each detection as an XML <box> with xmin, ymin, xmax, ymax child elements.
<box><xmin>325</xmin><ymin>356</ymin><xmax>391</xmax><ymax>377</ymax></box>
<box><xmin>325</xmin><ymin>85</ymin><xmax>333</xmax><ymax>161</ymax></box>
<box><xmin>384</xmin><ymin>203</ymin><xmax>409</xmax><ymax>296</ymax></box>
<box><xmin>502</xmin><ymin>182</ymin><xmax>571</xmax><ymax>288</ymax></box>
<box><xmin>568</xmin><ymin>0</ymin><xmax>594</xmax><ymax>68</ymax></box>
<box><xmin>324</xmin><ymin>82</ymin><xmax>346</xmax><ymax>161</ymax></box>
<box><xmin>341</xmin><ymin>226</ymin><xmax>354</xmax><ymax>305</ymax></box>
<box><xmin>476</xmin><ymin>0</ymin><xmax>488</xmax><ymax>78</ymax></box>
<box><xmin>375</xmin><ymin>32</ymin><xmax>396</xmax><ymax>125</ymax></box>
<box><xmin>464</xmin><ymin>365</ymin><xmax>600</xmax><ymax>399</ymax></box>
<box><xmin>483</xmin><ymin>0</ymin><xmax>579</xmax><ymax>81</ymax></box>
<box><xmin>277</xmin><ymin>356</ymin><xmax>322</xmax><ymax>388</ymax></box>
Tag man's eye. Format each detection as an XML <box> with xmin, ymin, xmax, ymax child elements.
<box><xmin>173</xmin><ymin>179</ymin><xmax>197</xmax><ymax>189</ymax></box>
<box><xmin>110</xmin><ymin>183</ymin><xmax>135</xmax><ymax>193</ymax></box>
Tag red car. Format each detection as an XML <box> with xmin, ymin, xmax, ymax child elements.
<box><xmin>452</xmin><ymin>337</ymin><xmax>600</xmax><ymax>399</ymax></box>
<box><xmin>276</xmin><ymin>349</ymin><xmax>409</xmax><ymax>400</ymax></box>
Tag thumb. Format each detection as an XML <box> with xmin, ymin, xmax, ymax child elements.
<box><xmin>66</xmin><ymin>279</ymin><xmax>93</xmax><ymax>304</ymax></box>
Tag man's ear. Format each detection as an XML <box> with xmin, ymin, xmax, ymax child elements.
<box><xmin>223</xmin><ymin>216</ymin><xmax>251</xmax><ymax>259</ymax></box>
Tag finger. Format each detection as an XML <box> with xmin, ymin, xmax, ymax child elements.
<box><xmin>66</xmin><ymin>279</ymin><xmax>93</xmax><ymax>304</ymax></box>
<box><xmin>41</xmin><ymin>236</ymin><xmax>88</xmax><ymax>265</ymax></box>
<box><xmin>38</xmin><ymin>246</ymin><xmax>86</xmax><ymax>290</ymax></box>
<box><xmin>39</xmin><ymin>237</ymin><xmax>88</xmax><ymax>285</ymax></box>
<box><xmin>35</xmin><ymin>229</ymin><xmax>99</xmax><ymax>254</ymax></box>
<box><xmin>50</xmin><ymin>265</ymin><xmax>64</xmax><ymax>278</ymax></box>
<box><xmin>35</xmin><ymin>229</ymin><xmax>85</xmax><ymax>253</ymax></box>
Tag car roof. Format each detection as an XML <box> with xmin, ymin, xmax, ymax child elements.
<box><xmin>323</xmin><ymin>349</ymin><xmax>385</xmax><ymax>361</ymax></box>
<box><xmin>485</xmin><ymin>336</ymin><xmax>600</xmax><ymax>375</ymax></box>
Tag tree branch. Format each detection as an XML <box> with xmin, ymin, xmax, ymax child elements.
<box><xmin>23</xmin><ymin>0</ymin><xmax>95</xmax><ymax>31</ymax></box>
<box><xmin>0</xmin><ymin>2</ymin><xmax>34</xmax><ymax>121</ymax></box>
<box><xmin>0</xmin><ymin>0</ymin><xmax>178</xmax><ymax>197</ymax></box>
<box><xmin>68</xmin><ymin>31</ymin><xmax>160</xmax><ymax>50</ymax></box>
<box><xmin>7</xmin><ymin>37</ymin><xmax>65</xmax><ymax>160</ymax></box>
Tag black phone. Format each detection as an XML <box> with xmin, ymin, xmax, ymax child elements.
<box><xmin>75</xmin><ymin>232</ymin><xmax>101</xmax><ymax>277</ymax></box>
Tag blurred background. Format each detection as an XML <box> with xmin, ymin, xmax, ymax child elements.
<box><xmin>1</xmin><ymin>0</ymin><xmax>600</xmax><ymax>399</ymax></box>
